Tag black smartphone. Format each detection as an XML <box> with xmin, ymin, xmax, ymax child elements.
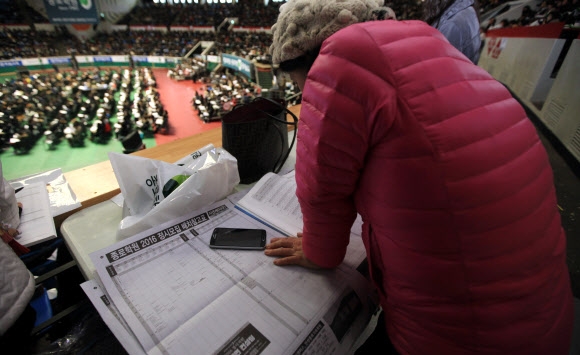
<box><xmin>209</xmin><ymin>228</ymin><xmax>267</xmax><ymax>250</ymax></box>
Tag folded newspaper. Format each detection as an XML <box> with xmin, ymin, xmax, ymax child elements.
<box><xmin>83</xmin><ymin>171</ymin><xmax>376</xmax><ymax>355</ymax></box>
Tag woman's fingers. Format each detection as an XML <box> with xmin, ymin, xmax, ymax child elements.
<box><xmin>264</xmin><ymin>235</ymin><xmax>320</xmax><ymax>269</ymax></box>
<box><xmin>264</xmin><ymin>247</ymin><xmax>296</xmax><ymax>256</ymax></box>
<box><xmin>273</xmin><ymin>255</ymin><xmax>302</xmax><ymax>266</ymax></box>
<box><xmin>266</xmin><ymin>237</ymin><xmax>300</xmax><ymax>249</ymax></box>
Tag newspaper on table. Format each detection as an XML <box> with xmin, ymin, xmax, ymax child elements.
<box><xmin>87</xmin><ymin>194</ymin><xmax>375</xmax><ymax>355</ymax></box>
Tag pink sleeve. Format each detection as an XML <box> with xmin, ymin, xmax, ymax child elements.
<box><xmin>296</xmin><ymin>87</ymin><xmax>365</xmax><ymax>267</ymax></box>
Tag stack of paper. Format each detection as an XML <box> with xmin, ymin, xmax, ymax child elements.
<box><xmin>83</xmin><ymin>172</ymin><xmax>374</xmax><ymax>355</ymax></box>
<box><xmin>15</xmin><ymin>182</ymin><xmax>57</xmax><ymax>247</ymax></box>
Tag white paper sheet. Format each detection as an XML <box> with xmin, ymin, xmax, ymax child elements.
<box><xmin>15</xmin><ymin>182</ymin><xmax>57</xmax><ymax>246</ymax></box>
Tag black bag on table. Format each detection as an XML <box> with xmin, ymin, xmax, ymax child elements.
<box><xmin>221</xmin><ymin>97</ymin><xmax>298</xmax><ymax>184</ymax></box>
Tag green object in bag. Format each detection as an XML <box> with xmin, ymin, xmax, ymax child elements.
<box><xmin>162</xmin><ymin>174</ymin><xmax>189</xmax><ymax>198</ymax></box>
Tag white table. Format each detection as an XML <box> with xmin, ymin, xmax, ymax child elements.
<box><xmin>60</xmin><ymin>200</ymin><xmax>123</xmax><ymax>280</ymax></box>
<box><xmin>61</xmin><ymin>130</ymin><xmax>297</xmax><ymax>280</ymax></box>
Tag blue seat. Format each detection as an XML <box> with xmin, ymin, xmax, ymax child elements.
<box><xmin>29</xmin><ymin>287</ymin><xmax>53</xmax><ymax>328</ymax></box>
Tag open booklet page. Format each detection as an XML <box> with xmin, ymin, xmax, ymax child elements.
<box><xmin>236</xmin><ymin>171</ymin><xmax>363</xmax><ymax>238</ymax></box>
<box><xmin>90</xmin><ymin>199</ymin><xmax>374</xmax><ymax>355</ymax></box>
<box><xmin>15</xmin><ymin>181</ymin><xmax>57</xmax><ymax>246</ymax></box>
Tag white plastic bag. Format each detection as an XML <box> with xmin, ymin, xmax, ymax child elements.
<box><xmin>109</xmin><ymin>145</ymin><xmax>239</xmax><ymax>240</ymax></box>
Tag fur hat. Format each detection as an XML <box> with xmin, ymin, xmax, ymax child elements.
<box><xmin>269</xmin><ymin>0</ymin><xmax>391</xmax><ymax>65</ymax></box>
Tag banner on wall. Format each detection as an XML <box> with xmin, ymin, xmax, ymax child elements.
<box><xmin>110</xmin><ymin>55</ymin><xmax>129</xmax><ymax>62</ymax></box>
<box><xmin>43</xmin><ymin>0</ymin><xmax>99</xmax><ymax>24</ymax></box>
<box><xmin>0</xmin><ymin>55</ymin><xmax>178</xmax><ymax>74</ymax></box>
<box><xmin>165</xmin><ymin>57</ymin><xmax>181</xmax><ymax>64</ymax></box>
<box><xmin>34</xmin><ymin>24</ymin><xmax>56</xmax><ymax>31</ymax></box>
<box><xmin>75</xmin><ymin>56</ymin><xmax>92</xmax><ymax>63</ymax></box>
<box><xmin>132</xmin><ymin>56</ymin><xmax>149</xmax><ymax>63</ymax></box>
<box><xmin>22</xmin><ymin>58</ymin><xmax>42</xmax><ymax>66</ymax></box>
<box><xmin>170</xmin><ymin>26</ymin><xmax>215</xmax><ymax>32</ymax></box>
<box><xmin>93</xmin><ymin>56</ymin><xmax>113</xmax><ymax>63</ymax></box>
<box><xmin>147</xmin><ymin>56</ymin><xmax>164</xmax><ymax>64</ymax></box>
<box><xmin>43</xmin><ymin>57</ymin><xmax>71</xmax><ymax>65</ymax></box>
<box><xmin>486</xmin><ymin>37</ymin><xmax>509</xmax><ymax>59</ymax></box>
<box><xmin>111</xmin><ymin>25</ymin><xmax>128</xmax><ymax>31</ymax></box>
<box><xmin>232</xmin><ymin>27</ymin><xmax>271</xmax><ymax>33</ymax></box>
<box><xmin>42</xmin><ymin>57</ymin><xmax>70</xmax><ymax>65</ymax></box>
<box><xmin>0</xmin><ymin>60</ymin><xmax>23</xmax><ymax>68</ymax></box>
<box><xmin>221</xmin><ymin>54</ymin><xmax>252</xmax><ymax>78</ymax></box>
<box><xmin>129</xmin><ymin>26</ymin><xmax>167</xmax><ymax>32</ymax></box>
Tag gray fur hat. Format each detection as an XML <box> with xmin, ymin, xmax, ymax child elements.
<box><xmin>269</xmin><ymin>0</ymin><xmax>390</xmax><ymax>65</ymax></box>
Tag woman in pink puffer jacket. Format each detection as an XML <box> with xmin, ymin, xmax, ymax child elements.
<box><xmin>264</xmin><ymin>0</ymin><xmax>573</xmax><ymax>354</ymax></box>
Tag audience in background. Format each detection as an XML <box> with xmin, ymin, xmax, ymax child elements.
<box><xmin>191</xmin><ymin>69</ymin><xmax>261</xmax><ymax>123</ymax></box>
<box><xmin>0</xmin><ymin>30</ymin><xmax>60</xmax><ymax>60</ymax></box>
<box><xmin>0</xmin><ymin>29</ymin><xmax>272</xmax><ymax>61</ymax></box>
<box><xmin>0</xmin><ymin>0</ymin><xmax>578</xmax><ymax>62</ymax></box>
<box><xmin>0</xmin><ymin>68</ymin><xmax>165</xmax><ymax>154</ymax></box>
<box><xmin>0</xmin><ymin>0</ymin><xmax>577</xmax><ymax>155</ymax></box>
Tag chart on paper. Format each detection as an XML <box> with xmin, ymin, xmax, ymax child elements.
<box><xmin>92</xmin><ymin>197</ymin><xmax>371</xmax><ymax>355</ymax></box>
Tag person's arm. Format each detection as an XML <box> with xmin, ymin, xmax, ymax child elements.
<box><xmin>294</xmin><ymin>81</ymin><xmax>367</xmax><ymax>268</ymax></box>
<box><xmin>264</xmin><ymin>89</ymin><xmax>365</xmax><ymax>269</ymax></box>
<box><xmin>438</xmin><ymin>22</ymin><xmax>464</xmax><ymax>54</ymax></box>
<box><xmin>266</xmin><ymin>28</ymin><xmax>396</xmax><ymax>269</ymax></box>
<box><xmin>438</xmin><ymin>8</ymin><xmax>481</xmax><ymax>63</ymax></box>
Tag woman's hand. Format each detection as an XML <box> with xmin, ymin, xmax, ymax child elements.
<box><xmin>264</xmin><ymin>232</ymin><xmax>321</xmax><ymax>269</ymax></box>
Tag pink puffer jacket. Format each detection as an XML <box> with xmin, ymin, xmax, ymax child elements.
<box><xmin>295</xmin><ymin>20</ymin><xmax>573</xmax><ymax>354</ymax></box>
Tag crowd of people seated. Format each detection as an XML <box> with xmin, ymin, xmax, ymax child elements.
<box><xmin>191</xmin><ymin>69</ymin><xmax>261</xmax><ymax>123</ymax></box>
<box><xmin>210</xmin><ymin>31</ymin><xmax>272</xmax><ymax>60</ymax></box>
<box><xmin>120</xmin><ymin>0</ymin><xmax>281</xmax><ymax>28</ymax></box>
<box><xmin>485</xmin><ymin>0</ymin><xmax>580</xmax><ymax>28</ymax></box>
<box><xmin>0</xmin><ymin>68</ymin><xmax>166</xmax><ymax>155</ymax></box>
<box><xmin>0</xmin><ymin>29</ymin><xmax>272</xmax><ymax>62</ymax></box>
<box><xmin>117</xmin><ymin>0</ymin><xmax>580</xmax><ymax>29</ymax></box>
<box><xmin>167</xmin><ymin>58</ymin><xmax>209</xmax><ymax>81</ymax></box>
<box><xmin>1</xmin><ymin>0</ymin><xmax>578</xmax><ymax>61</ymax></box>
<box><xmin>72</xmin><ymin>30</ymin><xmax>211</xmax><ymax>58</ymax></box>
<box><xmin>0</xmin><ymin>29</ymin><xmax>62</xmax><ymax>60</ymax></box>
<box><xmin>0</xmin><ymin>0</ymin><xmax>580</xmax><ymax>152</ymax></box>
<box><xmin>115</xmin><ymin>68</ymin><xmax>168</xmax><ymax>139</ymax></box>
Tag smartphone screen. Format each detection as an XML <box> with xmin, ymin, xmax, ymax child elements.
<box><xmin>209</xmin><ymin>228</ymin><xmax>267</xmax><ymax>250</ymax></box>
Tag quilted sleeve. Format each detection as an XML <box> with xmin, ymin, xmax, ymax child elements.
<box><xmin>295</xmin><ymin>28</ymin><xmax>396</xmax><ymax>268</ymax></box>
<box><xmin>0</xmin><ymin>241</ymin><xmax>35</xmax><ymax>335</ymax></box>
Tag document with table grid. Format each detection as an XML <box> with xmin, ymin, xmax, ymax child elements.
<box><xmin>89</xmin><ymin>197</ymin><xmax>374</xmax><ymax>355</ymax></box>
